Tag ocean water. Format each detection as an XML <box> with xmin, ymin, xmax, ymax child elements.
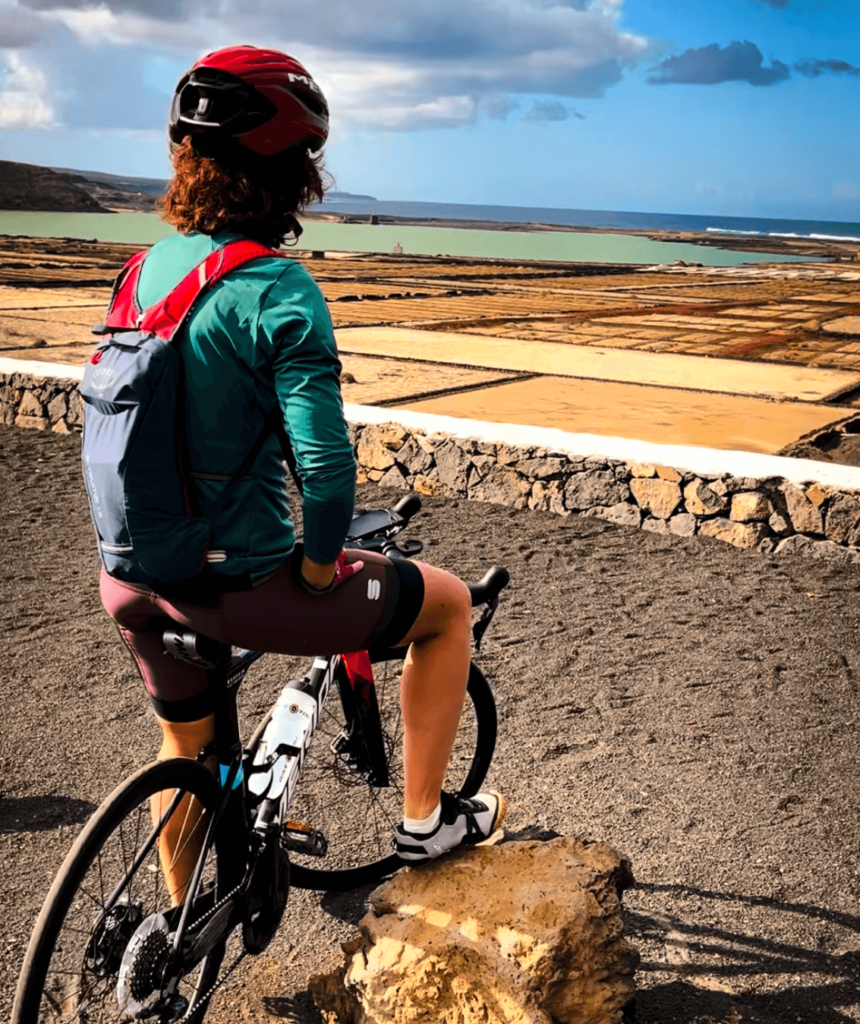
<box><xmin>320</xmin><ymin>196</ymin><xmax>860</xmax><ymax>245</ymax></box>
<box><xmin>0</xmin><ymin>209</ymin><xmax>817</xmax><ymax>267</ymax></box>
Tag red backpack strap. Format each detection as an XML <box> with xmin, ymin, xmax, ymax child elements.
<box><xmin>101</xmin><ymin>250</ymin><xmax>148</xmax><ymax>331</ymax></box>
<box><xmin>139</xmin><ymin>240</ymin><xmax>285</xmax><ymax>340</ymax></box>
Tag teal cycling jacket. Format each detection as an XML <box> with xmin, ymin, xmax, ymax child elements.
<box><xmin>136</xmin><ymin>230</ymin><xmax>356</xmax><ymax>579</ymax></box>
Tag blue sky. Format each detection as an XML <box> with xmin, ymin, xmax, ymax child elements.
<box><xmin>0</xmin><ymin>0</ymin><xmax>857</xmax><ymax>222</ymax></box>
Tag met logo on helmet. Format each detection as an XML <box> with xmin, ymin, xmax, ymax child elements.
<box><xmin>287</xmin><ymin>71</ymin><xmax>321</xmax><ymax>94</ymax></box>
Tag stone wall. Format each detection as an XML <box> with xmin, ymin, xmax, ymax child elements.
<box><xmin>1</xmin><ymin>366</ymin><xmax>83</xmax><ymax>434</ymax></box>
<box><xmin>349</xmin><ymin>420</ymin><xmax>860</xmax><ymax>562</ymax></box>
<box><xmin>4</xmin><ymin>364</ymin><xmax>860</xmax><ymax>562</ymax></box>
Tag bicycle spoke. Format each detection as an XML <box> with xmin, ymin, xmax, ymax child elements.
<box><xmin>281</xmin><ymin>656</ymin><xmax>491</xmax><ymax>883</ymax></box>
<box><xmin>18</xmin><ymin>764</ymin><xmax>237</xmax><ymax>1024</ymax></box>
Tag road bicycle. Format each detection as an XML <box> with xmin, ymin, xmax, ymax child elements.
<box><xmin>12</xmin><ymin>493</ymin><xmax>510</xmax><ymax>1024</ymax></box>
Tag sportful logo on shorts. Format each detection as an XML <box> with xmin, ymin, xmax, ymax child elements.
<box><xmin>367</xmin><ymin>578</ymin><xmax>381</xmax><ymax>601</ymax></box>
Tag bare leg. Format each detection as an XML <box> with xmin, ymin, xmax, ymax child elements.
<box><xmin>394</xmin><ymin>564</ymin><xmax>472</xmax><ymax>820</ymax></box>
<box><xmin>152</xmin><ymin>715</ymin><xmax>216</xmax><ymax>906</ymax></box>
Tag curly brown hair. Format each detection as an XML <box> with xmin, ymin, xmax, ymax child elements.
<box><xmin>158</xmin><ymin>137</ymin><xmax>328</xmax><ymax>248</ymax></box>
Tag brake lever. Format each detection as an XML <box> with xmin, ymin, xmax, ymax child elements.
<box><xmin>472</xmin><ymin>596</ymin><xmax>500</xmax><ymax>653</ymax></box>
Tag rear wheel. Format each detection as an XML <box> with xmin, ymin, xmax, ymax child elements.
<box><xmin>12</xmin><ymin>759</ymin><xmax>237</xmax><ymax>1024</ymax></box>
<box><xmin>289</xmin><ymin>650</ymin><xmax>497</xmax><ymax>891</ymax></box>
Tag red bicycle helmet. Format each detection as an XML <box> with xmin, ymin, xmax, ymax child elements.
<box><xmin>169</xmin><ymin>45</ymin><xmax>329</xmax><ymax>156</ymax></box>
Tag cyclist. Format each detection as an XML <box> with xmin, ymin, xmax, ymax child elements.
<box><xmin>96</xmin><ymin>45</ymin><xmax>505</xmax><ymax>898</ymax></box>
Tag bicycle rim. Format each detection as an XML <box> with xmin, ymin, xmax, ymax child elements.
<box><xmin>289</xmin><ymin>652</ymin><xmax>497</xmax><ymax>891</ymax></box>
<box><xmin>13</xmin><ymin>759</ymin><xmax>237</xmax><ymax>1024</ymax></box>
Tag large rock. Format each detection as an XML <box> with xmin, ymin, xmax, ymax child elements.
<box><xmin>629</xmin><ymin>477</ymin><xmax>680</xmax><ymax>520</ymax></box>
<box><xmin>822</xmin><ymin>316</ymin><xmax>860</xmax><ymax>336</ymax></box>
<box><xmin>529</xmin><ymin>479</ymin><xmax>567</xmax><ymax>515</ymax></box>
<box><xmin>825</xmin><ymin>493</ymin><xmax>860</xmax><ymax>546</ymax></box>
<box><xmin>564</xmin><ymin>470</ymin><xmax>628</xmax><ymax>511</ymax></box>
<box><xmin>683</xmin><ymin>478</ymin><xmax>727</xmax><ymax>516</ymax></box>
<box><xmin>468</xmin><ymin>464</ymin><xmax>532</xmax><ymax>509</ymax></box>
<box><xmin>15</xmin><ymin>390</ymin><xmax>47</xmax><ymax>430</ymax></box>
<box><xmin>412</xmin><ymin>474</ymin><xmax>441</xmax><ymax>496</ymax></box>
<box><xmin>518</xmin><ymin>457</ymin><xmax>569</xmax><ymax>480</ymax></box>
<box><xmin>357</xmin><ymin>425</ymin><xmax>408</xmax><ymax>472</ymax></box>
<box><xmin>730</xmin><ymin>491</ymin><xmax>772</xmax><ymax>523</ymax></box>
<box><xmin>776</xmin><ymin>534</ymin><xmax>860</xmax><ymax>563</ymax></box>
<box><xmin>67</xmin><ymin>389</ymin><xmax>84</xmax><ymax>428</ymax></box>
<box><xmin>310</xmin><ymin>837</ymin><xmax>637</xmax><ymax>1024</ymax></box>
<box><xmin>698</xmin><ymin>517</ymin><xmax>768</xmax><ymax>550</ymax></box>
<box><xmin>46</xmin><ymin>392</ymin><xmax>68</xmax><ymax>424</ymax></box>
<box><xmin>782</xmin><ymin>484</ymin><xmax>824</xmax><ymax>535</ymax></box>
<box><xmin>433</xmin><ymin>440</ymin><xmax>472</xmax><ymax>495</ymax></box>
<box><xmin>395</xmin><ymin>436</ymin><xmax>434</xmax><ymax>476</ymax></box>
<box><xmin>668</xmin><ymin>513</ymin><xmax>697</xmax><ymax>537</ymax></box>
<box><xmin>581</xmin><ymin>502</ymin><xmax>641</xmax><ymax>528</ymax></box>
<box><xmin>378</xmin><ymin>464</ymin><xmax>409</xmax><ymax>490</ymax></box>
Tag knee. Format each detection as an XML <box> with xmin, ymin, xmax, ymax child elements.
<box><xmin>415</xmin><ymin>565</ymin><xmax>472</xmax><ymax>640</ymax></box>
<box><xmin>448</xmin><ymin>575</ymin><xmax>472</xmax><ymax>626</ymax></box>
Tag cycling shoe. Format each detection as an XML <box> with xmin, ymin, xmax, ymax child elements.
<box><xmin>394</xmin><ymin>790</ymin><xmax>507</xmax><ymax>863</ymax></box>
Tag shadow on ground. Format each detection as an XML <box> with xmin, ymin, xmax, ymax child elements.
<box><xmin>262</xmin><ymin>992</ymin><xmax>324</xmax><ymax>1023</ymax></box>
<box><xmin>629</xmin><ymin>883</ymin><xmax>860</xmax><ymax>1024</ymax></box>
<box><xmin>0</xmin><ymin>794</ymin><xmax>96</xmax><ymax>833</ymax></box>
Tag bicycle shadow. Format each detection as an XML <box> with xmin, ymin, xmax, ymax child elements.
<box><xmin>0</xmin><ymin>794</ymin><xmax>96</xmax><ymax>833</ymax></box>
<box><xmin>627</xmin><ymin>882</ymin><xmax>860</xmax><ymax>1024</ymax></box>
<box><xmin>319</xmin><ymin>882</ymin><xmax>379</xmax><ymax>926</ymax></box>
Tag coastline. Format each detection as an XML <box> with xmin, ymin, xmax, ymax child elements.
<box><xmin>0</xmin><ymin>198</ymin><xmax>851</xmax><ymax>262</ymax></box>
<box><xmin>305</xmin><ymin>210</ymin><xmax>860</xmax><ymax>261</ymax></box>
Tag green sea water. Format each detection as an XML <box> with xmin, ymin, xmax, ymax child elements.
<box><xmin>0</xmin><ymin>210</ymin><xmax>813</xmax><ymax>267</ymax></box>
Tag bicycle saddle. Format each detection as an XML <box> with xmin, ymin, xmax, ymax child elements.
<box><xmin>162</xmin><ymin>627</ymin><xmax>232</xmax><ymax>669</ymax></box>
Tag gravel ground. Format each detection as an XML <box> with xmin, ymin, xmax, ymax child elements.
<box><xmin>2</xmin><ymin>424</ymin><xmax>860</xmax><ymax>1024</ymax></box>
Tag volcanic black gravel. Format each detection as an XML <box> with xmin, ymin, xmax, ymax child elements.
<box><xmin>2</xmin><ymin>425</ymin><xmax>860</xmax><ymax>1023</ymax></box>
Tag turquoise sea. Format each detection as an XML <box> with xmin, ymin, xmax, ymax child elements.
<box><xmin>0</xmin><ymin>210</ymin><xmax>815</xmax><ymax>267</ymax></box>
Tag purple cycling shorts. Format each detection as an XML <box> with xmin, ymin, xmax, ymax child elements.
<box><xmin>100</xmin><ymin>547</ymin><xmax>425</xmax><ymax>721</ymax></box>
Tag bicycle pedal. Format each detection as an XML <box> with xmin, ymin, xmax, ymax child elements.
<box><xmin>281</xmin><ymin>821</ymin><xmax>328</xmax><ymax>858</ymax></box>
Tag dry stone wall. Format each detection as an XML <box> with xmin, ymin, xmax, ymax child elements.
<box><xmin>4</xmin><ymin>365</ymin><xmax>860</xmax><ymax>562</ymax></box>
<box><xmin>1</xmin><ymin>368</ymin><xmax>83</xmax><ymax>434</ymax></box>
<box><xmin>350</xmin><ymin>420</ymin><xmax>860</xmax><ymax>562</ymax></box>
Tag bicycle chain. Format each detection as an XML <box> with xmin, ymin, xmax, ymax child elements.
<box><xmin>178</xmin><ymin>946</ymin><xmax>248</xmax><ymax>1023</ymax></box>
<box><xmin>173</xmin><ymin>879</ymin><xmax>246</xmax><ymax>1022</ymax></box>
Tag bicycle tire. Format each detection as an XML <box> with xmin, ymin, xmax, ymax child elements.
<box><xmin>289</xmin><ymin>651</ymin><xmax>497</xmax><ymax>892</ymax></box>
<box><xmin>12</xmin><ymin>759</ymin><xmax>236</xmax><ymax>1024</ymax></box>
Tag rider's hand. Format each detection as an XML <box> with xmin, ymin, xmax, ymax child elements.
<box><xmin>300</xmin><ymin>551</ymin><xmax>365</xmax><ymax>595</ymax></box>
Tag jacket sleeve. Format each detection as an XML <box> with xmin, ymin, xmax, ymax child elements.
<box><xmin>260</xmin><ymin>265</ymin><xmax>356</xmax><ymax>565</ymax></box>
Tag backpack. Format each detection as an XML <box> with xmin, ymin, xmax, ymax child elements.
<box><xmin>81</xmin><ymin>239</ymin><xmax>287</xmax><ymax>592</ymax></box>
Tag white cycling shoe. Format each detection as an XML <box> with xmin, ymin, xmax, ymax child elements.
<box><xmin>395</xmin><ymin>790</ymin><xmax>507</xmax><ymax>863</ymax></box>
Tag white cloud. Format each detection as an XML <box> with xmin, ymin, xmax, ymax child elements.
<box><xmin>11</xmin><ymin>0</ymin><xmax>649</xmax><ymax>132</ymax></box>
<box><xmin>0</xmin><ymin>49</ymin><xmax>54</xmax><ymax>126</ymax></box>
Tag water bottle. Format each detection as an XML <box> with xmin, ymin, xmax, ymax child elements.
<box><xmin>247</xmin><ymin>681</ymin><xmax>318</xmax><ymax>803</ymax></box>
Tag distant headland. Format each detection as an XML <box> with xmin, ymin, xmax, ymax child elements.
<box><xmin>1</xmin><ymin>160</ymin><xmax>377</xmax><ymax>214</ymax></box>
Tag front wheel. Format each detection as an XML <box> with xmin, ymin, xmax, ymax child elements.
<box><xmin>12</xmin><ymin>759</ymin><xmax>235</xmax><ymax>1024</ymax></box>
<box><xmin>289</xmin><ymin>652</ymin><xmax>497</xmax><ymax>891</ymax></box>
